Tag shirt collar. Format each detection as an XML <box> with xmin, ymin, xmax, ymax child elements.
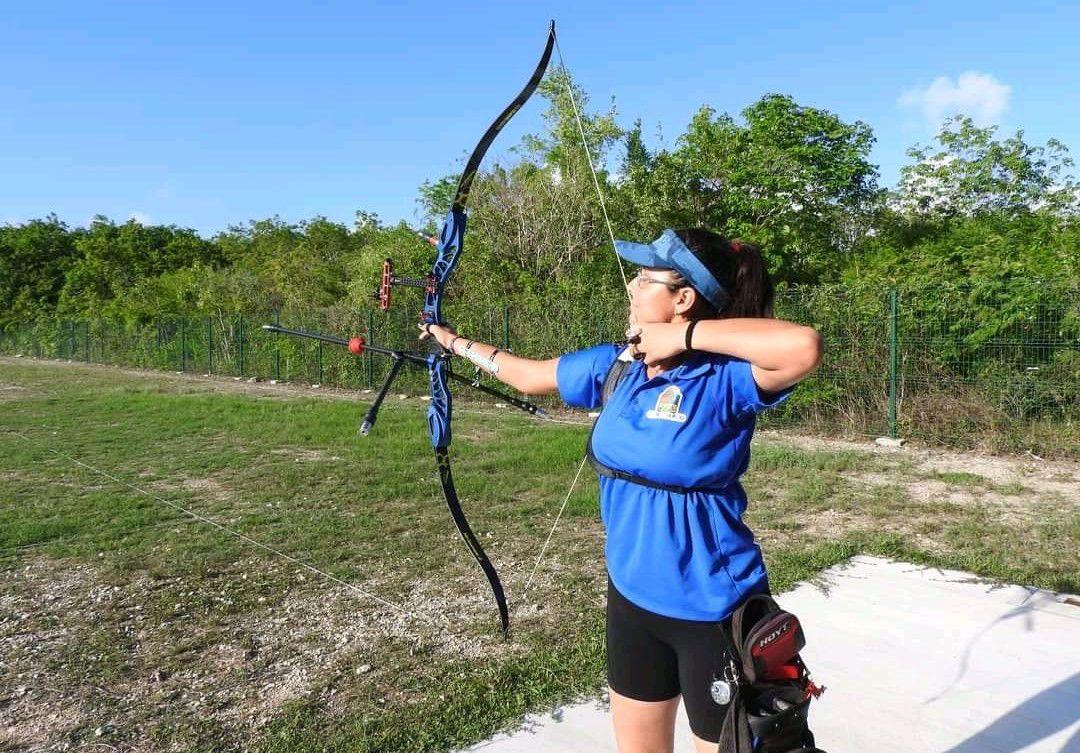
<box><xmin>621</xmin><ymin>347</ymin><xmax>715</xmax><ymax>381</ymax></box>
<box><xmin>673</xmin><ymin>351</ymin><xmax>716</xmax><ymax>379</ymax></box>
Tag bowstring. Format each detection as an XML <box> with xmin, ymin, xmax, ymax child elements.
<box><xmin>553</xmin><ymin>32</ymin><xmax>632</xmax><ymax>295</ymax></box>
<box><xmin>521</xmin><ymin>30</ymin><xmax>633</xmax><ymax>602</ymax></box>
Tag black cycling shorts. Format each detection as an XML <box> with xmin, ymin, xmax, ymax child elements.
<box><xmin>606</xmin><ymin>578</ymin><xmax>744</xmax><ymax>743</ymax></box>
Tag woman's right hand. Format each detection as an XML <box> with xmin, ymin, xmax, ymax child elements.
<box><xmin>625</xmin><ymin>322</ymin><xmax>690</xmax><ymax>365</ymax></box>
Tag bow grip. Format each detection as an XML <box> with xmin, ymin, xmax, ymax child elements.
<box><xmin>427</xmin><ymin>354</ymin><xmax>452</xmax><ymax>448</ymax></box>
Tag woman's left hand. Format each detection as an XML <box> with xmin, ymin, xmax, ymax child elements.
<box><xmin>418</xmin><ymin>322</ymin><xmax>458</xmax><ymax>351</ymax></box>
<box><xmin>625</xmin><ymin>322</ymin><xmax>688</xmax><ymax>365</ymax></box>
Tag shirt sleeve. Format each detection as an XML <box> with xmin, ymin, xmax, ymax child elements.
<box><xmin>722</xmin><ymin>357</ymin><xmax>795</xmax><ymax>418</ymax></box>
<box><xmin>555</xmin><ymin>344</ymin><xmax>622</xmax><ymax>409</ymax></box>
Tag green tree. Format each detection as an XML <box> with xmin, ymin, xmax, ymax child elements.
<box><xmin>57</xmin><ymin>217</ymin><xmax>221</xmax><ymax>319</ymax></box>
<box><xmin>213</xmin><ymin>216</ymin><xmax>359</xmax><ymax>312</ymax></box>
<box><xmin>896</xmin><ymin>116</ymin><xmax>1079</xmax><ymax>218</ymax></box>
<box><xmin>0</xmin><ymin>215</ymin><xmax>81</xmax><ymax>327</ymax></box>
<box><xmin>616</xmin><ymin>94</ymin><xmax>880</xmax><ymax>283</ymax></box>
<box><xmin>411</xmin><ymin>68</ymin><xmax>627</xmax><ymax>308</ymax></box>
<box><xmin>845</xmin><ymin>211</ymin><xmax>1078</xmax><ymax>291</ymax></box>
<box><xmin>849</xmin><ymin>117</ymin><xmax>1080</xmax><ymax>298</ymax></box>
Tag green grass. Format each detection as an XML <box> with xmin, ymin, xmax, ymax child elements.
<box><xmin>1</xmin><ymin>358</ymin><xmax>1076</xmax><ymax>752</ymax></box>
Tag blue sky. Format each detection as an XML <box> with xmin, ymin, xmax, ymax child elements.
<box><xmin>3</xmin><ymin>1</ymin><xmax>1077</xmax><ymax>237</ymax></box>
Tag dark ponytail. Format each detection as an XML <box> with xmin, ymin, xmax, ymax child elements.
<box><xmin>672</xmin><ymin>229</ymin><xmax>774</xmax><ymax>320</ymax></box>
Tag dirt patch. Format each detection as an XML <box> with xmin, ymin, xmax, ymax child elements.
<box><xmin>146</xmin><ymin>475</ymin><xmax>234</xmax><ymax>503</ymax></box>
<box><xmin>0</xmin><ymin>555</ymin><xmax>522</xmax><ymax>751</ymax></box>
<box><xmin>454</xmin><ymin>424</ymin><xmax>501</xmax><ymax>443</ymax></box>
<box><xmin>0</xmin><ymin>560</ymin><xmax>98</xmax><ymax>748</ymax></box>
<box><xmin>269</xmin><ymin>447</ymin><xmax>342</xmax><ymax>463</ymax></box>
<box><xmin>759</xmin><ymin>429</ymin><xmax>1078</xmax><ymax>483</ymax></box>
<box><xmin>758</xmin><ymin>429</ymin><xmax>1079</xmax><ymax>509</ymax></box>
<box><xmin>0</xmin><ymin>382</ymin><xmax>30</xmax><ymax>401</ymax></box>
<box><xmin>915</xmin><ymin>451</ymin><xmax>1077</xmax><ymax>498</ymax></box>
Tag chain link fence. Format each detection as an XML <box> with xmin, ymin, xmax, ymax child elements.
<box><xmin>3</xmin><ymin>284</ymin><xmax>1076</xmax><ymax>456</ymax></box>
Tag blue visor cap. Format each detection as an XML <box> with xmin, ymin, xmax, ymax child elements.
<box><xmin>615</xmin><ymin>229</ymin><xmax>729</xmax><ymax>311</ymax></box>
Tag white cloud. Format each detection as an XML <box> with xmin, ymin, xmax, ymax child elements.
<box><xmin>899</xmin><ymin>71</ymin><xmax>1011</xmax><ymax>129</ymax></box>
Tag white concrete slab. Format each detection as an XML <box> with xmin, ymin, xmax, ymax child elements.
<box><xmin>463</xmin><ymin>556</ymin><xmax>1080</xmax><ymax>753</ymax></box>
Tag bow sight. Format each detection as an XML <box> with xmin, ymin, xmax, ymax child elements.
<box><xmin>373</xmin><ymin>255</ymin><xmax>437</xmax><ymax>313</ymax></box>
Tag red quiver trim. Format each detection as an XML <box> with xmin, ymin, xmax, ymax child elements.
<box><xmin>746</xmin><ymin>610</ymin><xmax>805</xmax><ymax>682</ymax></box>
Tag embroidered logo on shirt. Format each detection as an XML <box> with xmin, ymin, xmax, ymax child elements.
<box><xmin>646</xmin><ymin>385</ymin><xmax>687</xmax><ymax>423</ymax></box>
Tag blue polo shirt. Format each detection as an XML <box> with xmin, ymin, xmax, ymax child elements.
<box><xmin>556</xmin><ymin>343</ymin><xmax>792</xmax><ymax>621</ymax></box>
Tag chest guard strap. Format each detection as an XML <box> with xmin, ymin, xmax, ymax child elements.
<box><xmin>586</xmin><ymin>349</ymin><xmax>722</xmax><ymax>495</ymax></box>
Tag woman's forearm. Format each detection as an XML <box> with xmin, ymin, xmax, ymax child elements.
<box><xmin>442</xmin><ymin>334</ymin><xmax>560</xmax><ymax>395</ymax></box>
<box><xmin>690</xmin><ymin>318</ymin><xmax>822</xmax><ymax>374</ymax></box>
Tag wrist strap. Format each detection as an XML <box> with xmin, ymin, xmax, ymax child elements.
<box><xmin>684</xmin><ymin>320</ymin><xmax>699</xmax><ymax>353</ymax></box>
<box><xmin>448</xmin><ymin>336</ymin><xmax>463</xmax><ymax>354</ymax></box>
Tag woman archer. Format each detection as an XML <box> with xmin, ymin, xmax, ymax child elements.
<box><xmin>421</xmin><ymin>228</ymin><xmax>823</xmax><ymax>753</ymax></box>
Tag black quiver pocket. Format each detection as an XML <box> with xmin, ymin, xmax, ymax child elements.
<box><xmin>716</xmin><ymin>594</ymin><xmax>826</xmax><ymax>753</ymax></box>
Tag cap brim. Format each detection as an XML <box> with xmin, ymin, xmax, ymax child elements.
<box><xmin>616</xmin><ymin>230</ymin><xmax>730</xmax><ymax>311</ymax></box>
<box><xmin>614</xmin><ymin>240</ymin><xmax>664</xmax><ymax>267</ymax></box>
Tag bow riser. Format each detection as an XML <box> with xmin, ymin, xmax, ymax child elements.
<box><xmin>423</xmin><ymin>207</ymin><xmax>467</xmax><ymax>449</ymax></box>
<box><xmin>424</xmin><ymin>208</ymin><xmax>467</xmax><ymax>326</ymax></box>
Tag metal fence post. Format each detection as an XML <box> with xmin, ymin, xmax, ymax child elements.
<box><xmin>888</xmin><ymin>289</ymin><xmax>899</xmax><ymax>439</ymax></box>
<box><xmin>366</xmin><ymin>309</ymin><xmax>374</xmax><ymax>388</ymax></box>
<box><xmin>317</xmin><ymin>339</ymin><xmax>324</xmax><ymax>385</ymax></box>
<box><xmin>273</xmin><ymin>310</ymin><xmax>281</xmax><ymax>381</ymax></box>
<box><xmin>179</xmin><ymin>318</ymin><xmax>187</xmax><ymax>372</ymax></box>
<box><xmin>206</xmin><ymin>317</ymin><xmax>214</xmax><ymax>374</ymax></box>
<box><xmin>237</xmin><ymin>315</ymin><xmax>246</xmax><ymax>376</ymax></box>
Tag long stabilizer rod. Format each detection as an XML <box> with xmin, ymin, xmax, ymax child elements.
<box><xmin>261</xmin><ymin>324</ymin><xmax>547</xmax><ymax>418</ymax></box>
